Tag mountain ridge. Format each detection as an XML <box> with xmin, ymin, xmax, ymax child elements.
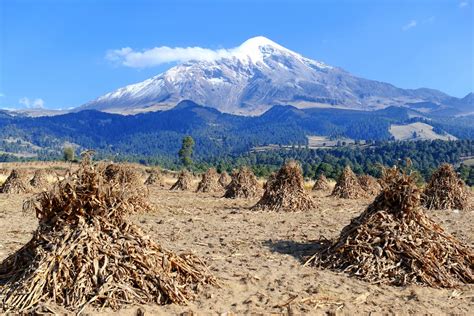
<box><xmin>79</xmin><ymin>36</ymin><xmax>472</xmax><ymax>116</ymax></box>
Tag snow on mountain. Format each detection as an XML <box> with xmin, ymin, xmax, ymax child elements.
<box><xmin>80</xmin><ymin>36</ymin><xmax>468</xmax><ymax>115</ymax></box>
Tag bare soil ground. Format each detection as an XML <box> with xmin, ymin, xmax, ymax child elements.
<box><xmin>0</xmin><ymin>163</ymin><xmax>473</xmax><ymax>315</ymax></box>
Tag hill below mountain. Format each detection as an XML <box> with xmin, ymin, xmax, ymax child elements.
<box><xmin>80</xmin><ymin>36</ymin><xmax>472</xmax><ymax>116</ymax></box>
<box><xmin>1</xmin><ymin>101</ymin><xmax>473</xmax><ymax>161</ymax></box>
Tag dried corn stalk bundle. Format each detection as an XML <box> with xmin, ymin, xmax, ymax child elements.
<box><xmin>422</xmin><ymin>163</ymin><xmax>470</xmax><ymax>210</ymax></box>
<box><xmin>331</xmin><ymin>166</ymin><xmax>367</xmax><ymax>199</ymax></box>
<box><xmin>311</xmin><ymin>166</ymin><xmax>474</xmax><ymax>288</ymax></box>
<box><xmin>0</xmin><ymin>158</ymin><xmax>216</xmax><ymax>313</ymax></box>
<box><xmin>264</xmin><ymin>172</ymin><xmax>277</xmax><ymax>190</ymax></box>
<box><xmin>0</xmin><ymin>169</ymin><xmax>32</xmax><ymax>194</ymax></box>
<box><xmin>312</xmin><ymin>174</ymin><xmax>330</xmax><ymax>191</ymax></box>
<box><xmin>224</xmin><ymin>167</ymin><xmax>261</xmax><ymax>199</ymax></box>
<box><xmin>103</xmin><ymin>163</ymin><xmax>143</xmax><ymax>186</ymax></box>
<box><xmin>144</xmin><ymin>169</ymin><xmax>166</xmax><ymax>188</ymax></box>
<box><xmin>218</xmin><ymin>171</ymin><xmax>231</xmax><ymax>188</ymax></box>
<box><xmin>252</xmin><ymin>161</ymin><xmax>316</xmax><ymax>212</ymax></box>
<box><xmin>29</xmin><ymin>169</ymin><xmax>50</xmax><ymax>190</ymax></box>
<box><xmin>170</xmin><ymin>170</ymin><xmax>193</xmax><ymax>191</ymax></box>
<box><xmin>358</xmin><ymin>174</ymin><xmax>382</xmax><ymax>196</ymax></box>
<box><xmin>196</xmin><ymin>168</ymin><xmax>222</xmax><ymax>193</ymax></box>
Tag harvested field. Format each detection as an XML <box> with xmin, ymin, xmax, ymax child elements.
<box><xmin>0</xmin><ymin>159</ymin><xmax>216</xmax><ymax>313</ymax></box>
<box><xmin>0</xmin><ymin>162</ymin><xmax>473</xmax><ymax>314</ymax></box>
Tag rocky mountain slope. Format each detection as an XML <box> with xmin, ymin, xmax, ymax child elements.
<box><xmin>80</xmin><ymin>36</ymin><xmax>472</xmax><ymax>115</ymax></box>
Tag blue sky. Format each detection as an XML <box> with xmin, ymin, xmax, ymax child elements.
<box><xmin>0</xmin><ymin>0</ymin><xmax>473</xmax><ymax>110</ymax></box>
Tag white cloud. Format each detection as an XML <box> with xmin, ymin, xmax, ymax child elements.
<box><xmin>402</xmin><ymin>20</ymin><xmax>417</xmax><ymax>31</ymax></box>
<box><xmin>106</xmin><ymin>45</ymin><xmax>238</xmax><ymax>68</ymax></box>
<box><xmin>423</xmin><ymin>16</ymin><xmax>435</xmax><ymax>24</ymax></box>
<box><xmin>459</xmin><ymin>1</ymin><xmax>468</xmax><ymax>8</ymax></box>
<box><xmin>19</xmin><ymin>97</ymin><xmax>45</xmax><ymax>109</ymax></box>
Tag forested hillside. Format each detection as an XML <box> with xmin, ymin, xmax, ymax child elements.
<box><xmin>0</xmin><ymin>101</ymin><xmax>473</xmax><ymax>162</ymax></box>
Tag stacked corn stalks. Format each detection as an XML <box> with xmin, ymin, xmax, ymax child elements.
<box><xmin>170</xmin><ymin>170</ymin><xmax>193</xmax><ymax>191</ymax></box>
<box><xmin>224</xmin><ymin>167</ymin><xmax>261</xmax><ymax>199</ymax></box>
<box><xmin>218</xmin><ymin>171</ymin><xmax>231</xmax><ymax>188</ymax></box>
<box><xmin>310</xmin><ymin>166</ymin><xmax>474</xmax><ymax>287</ymax></box>
<box><xmin>331</xmin><ymin>166</ymin><xmax>367</xmax><ymax>199</ymax></box>
<box><xmin>0</xmin><ymin>157</ymin><xmax>216</xmax><ymax>313</ymax></box>
<box><xmin>312</xmin><ymin>174</ymin><xmax>330</xmax><ymax>191</ymax></box>
<box><xmin>358</xmin><ymin>174</ymin><xmax>382</xmax><ymax>196</ymax></box>
<box><xmin>29</xmin><ymin>169</ymin><xmax>51</xmax><ymax>191</ymax></box>
<box><xmin>144</xmin><ymin>169</ymin><xmax>166</xmax><ymax>188</ymax></box>
<box><xmin>0</xmin><ymin>169</ymin><xmax>32</xmax><ymax>194</ymax></box>
<box><xmin>422</xmin><ymin>163</ymin><xmax>471</xmax><ymax>210</ymax></box>
<box><xmin>196</xmin><ymin>168</ymin><xmax>222</xmax><ymax>193</ymax></box>
<box><xmin>252</xmin><ymin>161</ymin><xmax>316</xmax><ymax>212</ymax></box>
<box><xmin>102</xmin><ymin>163</ymin><xmax>143</xmax><ymax>186</ymax></box>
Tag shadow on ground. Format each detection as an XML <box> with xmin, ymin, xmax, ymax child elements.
<box><xmin>263</xmin><ymin>239</ymin><xmax>331</xmax><ymax>261</ymax></box>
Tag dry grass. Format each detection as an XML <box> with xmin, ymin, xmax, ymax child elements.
<box><xmin>252</xmin><ymin>161</ymin><xmax>316</xmax><ymax>212</ymax></box>
<box><xmin>422</xmin><ymin>164</ymin><xmax>471</xmax><ymax>210</ymax></box>
<box><xmin>0</xmin><ymin>156</ymin><xmax>216</xmax><ymax>313</ymax></box>
<box><xmin>310</xmin><ymin>166</ymin><xmax>474</xmax><ymax>288</ymax></box>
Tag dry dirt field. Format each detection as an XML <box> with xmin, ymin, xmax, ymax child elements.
<box><xmin>0</xmin><ymin>162</ymin><xmax>473</xmax><ymax>315</ymax></box>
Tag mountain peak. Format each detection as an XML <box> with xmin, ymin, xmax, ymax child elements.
<box><xmin>234</xmin><ymin>36</ymin><xmax>297</xmax><ymax>64</ymax></box>
<box><xmin>239</xmin><ymin>36</ymin><xmax>286</xmax><ymax>51</ymax></box>
<box><xmin>80</xmin><ymin>37</ymin><xmax>467</xmax><ymax>116</ymax></box>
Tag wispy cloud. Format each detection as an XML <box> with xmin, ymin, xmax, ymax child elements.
<box><xmin>19</xmin><ymin>97</ymin><xmax>45</xmax><ymax>109</ymax></box>
<box><xmin>459</xmin><ymin>1</ymin><xmax>469</xmax><ymax>8</ymax></box>
<box><xmin>423</xmin><ymin>16</ymin><xmax>436</xmax><ymax>24</ymax></box>
<box><xmin>106</xmin><ymin>45</ymin><xmax>239</xmax><ymax>68</ymax></box>
<box><xmin>402</xmin><ymin>20</ymin><xmax>417</xmax><ymax>31</ymax></box>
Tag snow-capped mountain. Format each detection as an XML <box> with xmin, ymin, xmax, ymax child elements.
<box><xmin>80</xmin><ymin>36</ymin><xmax>471</xmax><ymax>115</ymax></box>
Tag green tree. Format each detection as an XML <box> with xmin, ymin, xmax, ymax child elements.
<box><xmin>63</xmin><ymin>147</ymin><xmax>75</xmax><ymax>162</ymax></box>
<box><xmin>178</xmin><ymin>136</ymin><xmax>195</xmax><ymax>168</ymax></box>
